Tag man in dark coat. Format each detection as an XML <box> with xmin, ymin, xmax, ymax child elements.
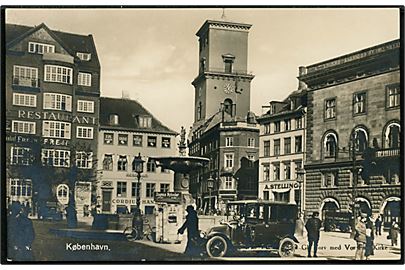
<box><xmin>178</xmin><ymin>205</ymin><xmax>200</xmax><ymax>256</ymax></box>
<box><xmin>305</xmin><ymin>211</ymin><xmax>322</xmax><ymax>257</ymax></box>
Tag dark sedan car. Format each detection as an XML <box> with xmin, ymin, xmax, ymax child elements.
<box><xmin>204</xmin><ymin>200</ymin><xmax>299</xmax><ymax>258</ymax></box>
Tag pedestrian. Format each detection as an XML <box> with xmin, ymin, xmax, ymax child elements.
<box><xmin>295</xmin><ymin>212</ymin><xmax>306</xmax><ymax>237</ymax></box>
<box><xmin>390</xmin><ymin>220</ymin><xmax>399</xmax><ymax>247</ymax></box>
<box><xmin>8</xmin><ymin>202</ymin><xmax>35</xmax><ymax>261</ymax></box>
<box><xmin>365</xmin><ymin>215</ymin><xmax>375</xmax><ymax>260</ymax></box>
<box><xmin>178</xmin><ymin>205</ymin><xmax>200</xmax><ymax>257</ymax></box>
<box><xmin>305</xmin><ymin>211</ymin><xmax>322</xmax><ymax>257</ymax></box>
<box><xmin>354</xmin><ymin>213</ymin><xmax>367</xmax><ymax>260</ymax></box>
<box><xmin>375</xmin><ymin>215</ymin><xmax>382</xmax><ymax>236</ymax></box>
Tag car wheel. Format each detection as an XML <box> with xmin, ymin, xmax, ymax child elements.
<box><xmin>206</xmin><ymin>236</ymin><xmax>228</xmax><ymax>258</ymax></box>
<box><xmin>278</xmin><ymin>238</ymin><xmax>295</xmax><ymax>257</ymax></box>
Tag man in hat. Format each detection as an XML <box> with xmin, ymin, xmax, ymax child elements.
<box><xmin>305</xmin><ymin>211</ymin><xmax>322</xmax><ymax>257</ymax></box>
<box><xmin>354</xmin><ymin>212</ymin><xmax>368</xmax><ymax>260</ymax></box>
<box><xmin>178</xmin><ymin>205</ymin><xmax>200</xmax><ymax>256</ymax></box>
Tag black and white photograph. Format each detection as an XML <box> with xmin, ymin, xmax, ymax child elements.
<box><xmin>1</xmin><ymin>6</ymin><xmax>403</xmax><ymax>263</ymax></box>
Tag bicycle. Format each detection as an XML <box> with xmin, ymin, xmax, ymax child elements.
<box><xmin>123</xmin><ymin>216</ymin><xmax>156</xmax><ymax>242</ymax></box>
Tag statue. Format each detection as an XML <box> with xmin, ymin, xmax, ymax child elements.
<box><xmin>179</xmin><ymin>126</ymin><xmax>187</xmax><ymax>156</ymax></box>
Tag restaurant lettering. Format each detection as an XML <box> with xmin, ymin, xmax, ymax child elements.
<box><xmin>111</xmin><ymin>198</ymin><xmax>155</xmax><ymax>204</ymax></box>
<box><xmin>17</xmin><ymin>110</ymin><xmax>97</xmax><ymax>125</ymax></box>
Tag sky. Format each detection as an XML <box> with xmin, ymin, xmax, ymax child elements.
<box><xmin>5</xmin><ymin>7</ymin><xmax>400</xmax><ymax>134</ymax></box>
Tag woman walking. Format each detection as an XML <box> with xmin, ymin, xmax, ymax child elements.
<box><xmin>365</xmin><ymin>215</ymin><xmax>375</xmax><ymax>260</ymax></box>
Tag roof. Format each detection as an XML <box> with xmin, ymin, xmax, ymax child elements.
<box><xmin>6</xmin><ymin>23</ymin><xmax>100</xmax><ymax>69</ymax></box>
<box><xmin>99</xmin><ymin>97</ymin><xmax>177</xmax><ymax>135</ymax></box>
<box><xmin>228</xmin><ymin>200</ymin><xmax>296</xmax><ymax>205</ymax></box>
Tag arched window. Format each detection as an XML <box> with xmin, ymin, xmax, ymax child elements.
<box><xmin>223</xmin><ymin>99</ymin><xmax>233</xmax><ymax>116</ymax></box>
<box><xmin>352</xmin><ymin>127</ymin><xmax>368</xmax><ymax>153</ymax></box>
<box><xmin>324</xmin><ymin>132</ymin><xmax>338</xmax><ymax>158</ymax></box>
<box><xmin>56</xmin><ymin>184</ymin><xmax>69</xmax><ymax>204</ymax></box>
<box><xmin>384</xmin><ymin>122</ymin><xmax>400</xmax><ymax>149</ymax></box>
<box><xmin>197</xmin><ymin>102</ymin><xmax>202</xmax><ymax>120</ymax></box>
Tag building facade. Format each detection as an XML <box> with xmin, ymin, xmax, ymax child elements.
<box><xmin>5</xmin><ymin>23</ymin><xmax>101</xmax><ymax>215</ymax></box>
<box><xmin>299</xmin><ymin>39</ymin><xmax>401</xmax><ymax>226</ymax></box>
<box><xmin>188</xmin><ymin>20</ymin><xmax>259</xmax><ymax>213</ymax></box>
<box><xmin>97</xmin><ymin>97</ymin><xmax>177</xmax><ymax>214</ymax></box>
<box><xmin>257</xmin><ymin>82</ymin><xmax>307</xmax><ymax>212</ymax></box>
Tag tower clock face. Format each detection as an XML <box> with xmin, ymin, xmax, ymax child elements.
<box><xmin>223</xmin><ymin>83</ymin><xmax>234</xmax><ymax>94</ymax></box>
<box><xmin>181</xmin><ymin>178</ymin><xmax>189</xmax><ymax>188</ymax></box>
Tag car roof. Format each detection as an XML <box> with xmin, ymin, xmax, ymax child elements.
<box><xmin>227</xmin><ymin>200</ymin><xmax>296</xmax><ymax>206</ymax></box>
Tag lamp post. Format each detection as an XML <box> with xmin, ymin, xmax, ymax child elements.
<box><xmin>207</xmin><ymin>176</ymin><xmax>214</xmax><ymax>215</ymax></box>
<box><xmin>132</xmin><ymin>153</ymin><xmax>144</xmax><ymax>209</ymax></box>
<box><xmin>296</xmin><ymin>168</ymin><xmax>305</xmax><ymax>215</ymax></box>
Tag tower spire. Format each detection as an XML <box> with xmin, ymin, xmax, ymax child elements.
<box><xmin>221</xmin><ymin>8</ymin><xmax>226</xmax><ymax>20</ymax></box>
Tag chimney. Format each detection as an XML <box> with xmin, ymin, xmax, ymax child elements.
<box><xmin>297</xmin><ymin>66</ymin><xmax>307</xmax><ymax>90</ymax></box>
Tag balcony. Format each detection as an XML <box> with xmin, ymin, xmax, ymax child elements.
<box><xmin>12</xmin><ymin>76</ymin><xmax>40</xmax><ymax>90</ymax></box>
<box><xmin>376</xmin><ymin>148</ymin><xmax>400</xmax><ymax>158</ymax></box>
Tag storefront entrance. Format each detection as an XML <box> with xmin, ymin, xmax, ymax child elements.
<box><xmin>102</xmin><ymin>190</ymin><xmax>112</xmax><ymax>212</ymax></box>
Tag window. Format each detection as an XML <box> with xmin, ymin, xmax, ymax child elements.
<box><xmin>295</xmin><ymin>117</ymin><xmax>302</xmax><ymax>129</ymax></box>
<box><xmin>76</xmin><ymin>126</ymin><xmax>93</xmax><ymax>139</ymax></box>
<box><xmin>42</xmin><ymin>121</ymin><xmax>71</xmax><ymax>139</ymax></box>
<box><xmin>384</xmin><ymin>123</ymin><xmax>400</xmax><ymax>149</ymax></box>
<box><xmin>247</xmin><ymin>138</ymin><xmax>255</xmax><ymax>148</ymax></box>
<box><xmin>273</xmin><ymin>163</ymin><xmax>280</xmax><ymax>180</ymax></box>
<box><xmin>131</xmin><ymin>182</ymin><xmax>140</xmax><ymax>197</ymax></box>
<box><xmin>386</xmin><ymin>84</ymin><xmax>400</xmax><ymax>108</ymax></box>
<box><xmin>10</xmin><ymin>179</ymin><xmax>32</xmax><ymax>197</ymax></box>
<box><xmin>76</xmin><ymin>52</ymin><xmax>91</xmax><ymax>61</ymax></box>
<box><xmin>118</xmin><ymin>134</ymin><xmax>128</xmax><ymax>145</ymax></box>
<box><xmin>197</xmin><ymin>102</ymin><xmax>202</xmax><ymax>120</ymax></box>
<box><xmin>223</xmin><ymin>176</ymin><xmax>233</xmax><ymax>190</ymax></box>
<box><xmin>222</xmin><ymin>54</ymin><xmax>235</xmax><ymax>73</ymax></box>
<box><xmin>353</xmin><ymin>92</ymin><xmax>367</xmax><ymax>114</ymax></box>
<box><xmin>76</xmin><ymin>151</ymin><xmax>93</xmax><ymax>169</ymax></box>
<box><xmin>322</xmin><ymin>171</ymin><xmax>338</xmax><ymax>187</ymax></box>
<box><xmin>295</xmin><ymin>136</ymin><xmax>302</xmax><ymax>153</ymax></box>
<box><xmin>273</xmin><ymin>191</ymin><xmax>290</xmax><ymax>203</ymax></box>
<box><xmin>274</xmin><ymin>139</ymin><xmax>281</xmax><ymax>156</ymax></box>
<box><xmin>225</xmin><ymin>137</ymin><xmax>233</xmax><ymax>147</ymax></box>
<box><xmin>284</xmin><ymin>138</ymin><xmax>291</xmax><ymax>154</ymax></box>
<box><xmin>109</xmin><ymin>114</ymin><xmax>119</xmax><ymax>125</ymax></box>
<box><xmin>224</xmin><ymin>153</ymin><xmax>234</xmax><ymax>168</ymax></box>
<box><xmin>324</xmin><ymin>133</ymin><xmax>337</xmax><ymax>158</ymax></box>
<box><xmin>12</xmin><ymin>120</ymin><xmax>36</xmax><ymax>134</ymax></box>
<box><xmin>264</xmin><ymin>141</ymin><xmax>270</xmax><ymax>157</ymax></box>
<box><xmin>147</xmin><ymin>136</ymin><xmax>157</xmax><ymax>147</ymax></box>
<box><xmin>43</xmin><ymin>93</ymin><xmax>72</xmax><ymax>111</ymax></box>
<box><xmin>78</xmin><ymin>72</ymin><xmax>92</xmax><ymax>86</ymax></box>
<box><xmin>325</xmin><ymin>98</ymin><xmax>336</xmax><ymax>119</ymax></box>
<box><xmin>138</xmin><ymin>116</ymin><xmax>152</xmax><ymax>128</ymax></box>
<box><xmin>117</xmin><ymin>155</ymin><xmax>128</xmax><ymax>171</ymax></box>
<box><xmin>263</xmin><ymin>191</ymin><xmax>270</xmax><ymax>200</ymax></box>
<box><xmin>285</xmin><ymin>119</ymin><xmax>291</xmax><ymax>131</ymax></box>
<box><xmin>284</xmin><ymin>162</ymin><xmax>291</xmax><ymax>180</ymax></box>
<box><xmin>353</xmin><ymin>128</ymin><xmax>368</xmax><ymax>153</ymax></box>
<box><xmin>133</xmin><ymin>135</ymin><xmax>143</xmax><ymax>147</ymax></box>
<box><xmin>160</xmin><ymin>183</ymin><xmax>170</xmax><ymax>193</ymax></box>
<box><xmin>104</xmin><ymin>133</ymin><xmax>114</xmax><ymax>144</ymax></box>
<box><xmin>146</xmin><ymin>183</ymin><xmax>156</xmax><ymax>198</ymax></box>
<box><xmin>146</xmin><ymin>160</ymin><xmax>156</xmax><ymax>172</ymax></box>
<box><xmin>13</xmin><ymin>65</ymin><xmax>39</xmax><ymax>87</ymax></box>
<box><xmin>103</xmin><ymin>154</ymin><xmax>113</xmax><ymax>171</ymax></box>
<box><xmin>295</xmin><ymin>161</ymin><xmax>302</xmax><ymax>172</ymax></box>
<box><xmin>264</xmin><ymin>124</ymin><xmax>271</xmax><ymax>134</ymax></box>
<box><xmin>57</xmin><ymin>184</ymin><xmax>69</xmax><ymax>203</ymax></box>
<box><xmin>263</xmin><ymin>164</ymin><xmax>270</xmax><ymax>181</ymax></box>
<box><xmin>28</xmin><ymin>42</ymin><xmax>55</xmax><ymax>54</ymax></box>
<box><xmin>117</xmin><ymin>182</ymin><xmax>127</xmax><ymax>197</ymax></box>
<box><xmin>77</xmin><ymin>100</ymin><xmax>94</xmax><ymax>113</ymax></box>
<box><xmin>44</xmin><ymin>65</ymin><xmax>73</xmax><ymax>84</ymax></box>
<box><xmin>274</xmin><ymin>121</ymin><xmax>281</xmax><ymax>133</ymax></box>
<box><xmin>162</xmin><ymin>137</ymin><xmax>171</xmax><ymax>148</ymax></box>
<box><xmin>41</xmin><ymin>149</ymin><xmax>70</xmax><ymax>167</ymax></box>
<box><xmin>223</xmin><ymin>99</ymin><xmax>233</xmax><ymax>116</ymax></box>
<box><xmin>10</xmin><ymin>147</ymin><xmax>31</xmax><ymax>165</ymax></box>
<box><xmin>13</xmin><ymin>93</ymin><xmax>37</xmax><ymax>107</ymax></box>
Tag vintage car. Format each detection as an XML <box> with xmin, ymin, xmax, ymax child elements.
<box><xmin>323</xmin><ymin>210</ymin><xmax>353</xmax><ymax>233</ymax></box>
<box><xmin>203</xmin><ymin>200</ymin><xmax>299</xmax><ymax>258</ymax></box>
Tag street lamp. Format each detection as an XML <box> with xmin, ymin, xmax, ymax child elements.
<box><xmin>296</xmin><ymin>169</ymin><xmax>305</xmax><ymax>215</ymax></box>
<box><xmin>207</xmin><ymin>176</ymin><xmax>214</xmax><ymax>215</ymax></box>
<box><xmin>132</xmin><ymin>153</ymin><xmax>144</xmax><ymax>209</ymax></box>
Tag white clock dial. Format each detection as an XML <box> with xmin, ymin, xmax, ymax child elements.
<box><xmin>223</xmin><ymin>83</ymin><xmax>234</xmax><ymax>94</ymax></box>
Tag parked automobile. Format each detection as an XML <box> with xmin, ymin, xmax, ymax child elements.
<box><xmin>38</xmin><ymin>201</ymin><xmax>63</xmax><ymax>221</ymax></box>
<box><xmin>323</xmin><ymin>210</ymin><xmax>353</xmax><ymax>232</ymax></box>
<box><xmin>202</xmin><ymin>200</ymin><xmax>299</xmax><ymax>258</ymax></box>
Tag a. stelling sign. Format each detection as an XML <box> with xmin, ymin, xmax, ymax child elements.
<box><xmin>263</xmin><ymin>181</ymin><xmax>301</xmax><ymax>191</ymax></box>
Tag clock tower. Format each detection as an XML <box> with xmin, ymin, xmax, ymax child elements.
<box><xmin>192</xmin><ymin>20</ymin><xmax>255</xmax><ymax>124</ymax></box>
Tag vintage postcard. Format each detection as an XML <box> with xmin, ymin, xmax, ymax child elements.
<box><xmin>1</xmin><ymin>6</ymin><xmax>403</xmax><ymax>263</ymax></box>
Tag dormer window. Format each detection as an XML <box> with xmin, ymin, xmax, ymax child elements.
<box><xmin>77</xmin><ymin>52</ymin><xmax>91</xmax><ymax>61</ymax></box>
<box><xmin>138</xmin><ymin>116</ymin><xmax>152</xmax><ymax>128</ymax></box>
<box><xmin>109</xmin><ymin>114</ymin><xmax>119</xmax><ymax>125</ymax></box>
<box><xmin>28</xmin><ymin>42</ymin><xmax>55</xmax><ymax>54</ymax></box>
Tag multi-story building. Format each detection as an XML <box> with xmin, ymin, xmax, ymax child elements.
<box><xmin>299</xmin><ymin>39</ymin><xmax>400</xmax><ymax>226</ymax></box>
<box><xmin>97</xmin><ymin>97</ymin><xmax>177</xmax><ymax>214</ymax></box>
<box><xmin>257</xmin><ymin>74</ymin><xmax>307</xmax><ymax>211</ymax></box>
<box><xmin>188</xmin><ymin>19</ymin><xmax>259</xmax><ymax>213</ymax></box>
<box><xmin>5</xmin><ymin>23</ymin><xmax>101</xmax><ymax>215</ymax></box>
